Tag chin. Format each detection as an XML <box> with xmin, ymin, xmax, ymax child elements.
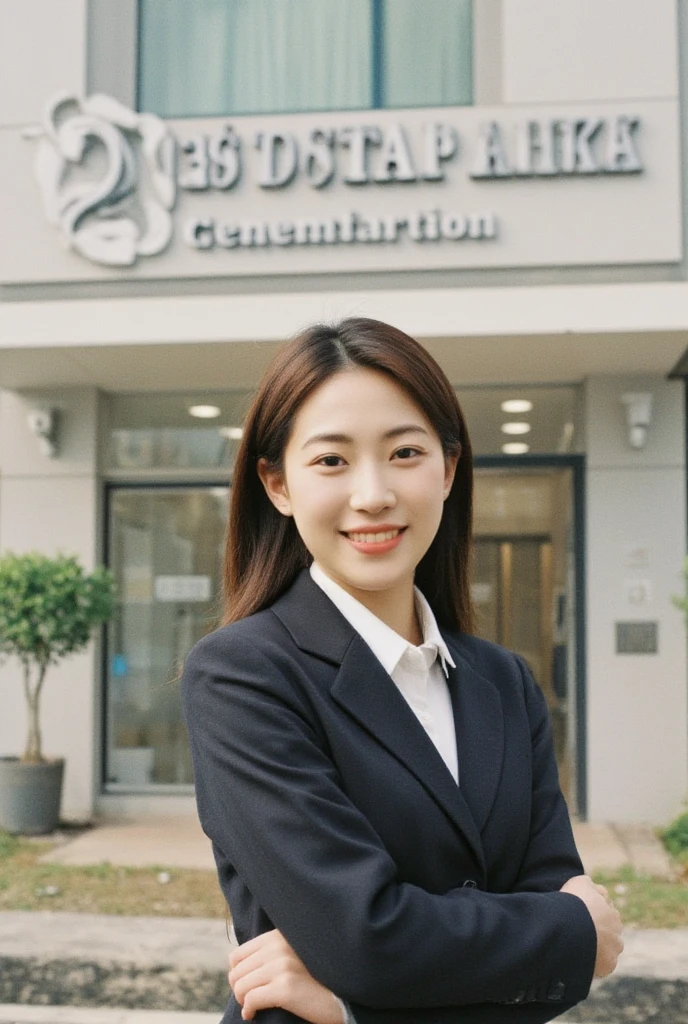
<box><xmin>342</xmin><ymin>567</ymin><xmax>411</xmax><ymax>593</ymax></box>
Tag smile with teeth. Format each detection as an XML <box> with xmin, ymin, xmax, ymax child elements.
<box><xmin>344</xmin><ymin>528</ymin><xmax>404</xmax><ymax>544</ymax></box>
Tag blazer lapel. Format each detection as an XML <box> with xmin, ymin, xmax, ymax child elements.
<box><xmin>444</xmin><ymin>637</ymin><xmax>505</xmax><ymax>836</ymax></box>
<box><xmin>331</xmin><ymin>633</ymin><xmax>487</xmax><ymax>873</ymax></box>
<box><xmin>273</xmin><ymin>571</ymin><xmax>500</xmax><ymax>873</ymax></box>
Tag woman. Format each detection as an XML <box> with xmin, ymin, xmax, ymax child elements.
<box><xmin>182</xmin><ymin>318</ymin><xmax>622</xmax><ymax>1024</ymax></box>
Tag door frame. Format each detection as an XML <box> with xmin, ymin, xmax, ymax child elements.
<box><xmin>474</xmin><ymin>454</ymin><xmax>587</xmax><ymax>819</ymax></box>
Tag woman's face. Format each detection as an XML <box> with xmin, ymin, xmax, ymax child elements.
<box><xmin>259</xmin><ymin>367</ymin><xmax>457</xmax><ymax>607</ymax></box>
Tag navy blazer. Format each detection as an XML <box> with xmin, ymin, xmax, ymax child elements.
<box><xmin>182</xmin><ymin>569</ymin><xmax>597</xmax><ymax>1024</ymax></box>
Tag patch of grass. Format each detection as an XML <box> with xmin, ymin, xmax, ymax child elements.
<box><xmin>0</xmin><ymin>831</ymin><xmax>226</xmax><ymax>918</ymax></box>
<box><xmin>593</xmin><ymin>864</ymin><xmax>688</xmax><ymax>929</ymax></box>
<box><xmin>0</xmin><ymin>831</ymin><xmax>19</xmax><ymax>860</ymax></box>
<box><xmin>1</xmin><ymin>830</ymin><xmax>687</xmax><ymax>927</ymax></box>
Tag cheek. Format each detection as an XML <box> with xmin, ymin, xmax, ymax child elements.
<box><xmin>288</xmin><ymin>468</ymin><xmax>341</xmax><ymax>523</ymax></box>
<box><xmin>410</xmin><ymin>466</ymin><xmax>450</xmax><ymax>535</ymax></box>
<box><xmin>415</xmin><ymin>459</ymin><xmax>450</xmax><ymax>503</ymax></box>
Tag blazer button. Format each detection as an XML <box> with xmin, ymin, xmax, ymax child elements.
<box><xmin>462</xmin><ymin>879</ymin><xmax>477</xmax><ymax>888</ymax></box>
<box><xmin>503</xmin><ymin>990</ymin><xmax>527</xmax><ymax>1004</ymax></box>
<box><xmin>547</xmin><ymin>981</ymin><xmax>566</xmax><ymax>1002</ymax></box>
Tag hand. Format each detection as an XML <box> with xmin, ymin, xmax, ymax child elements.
<box><xmin>228</xmin><ymin>928</ymin><xmax>344</xmax><ymax>1023</ymax></box>
<box><xmin>560</xmin><ymin>874</ymin><xmax>624</xmax><ymax>978</ymax></box>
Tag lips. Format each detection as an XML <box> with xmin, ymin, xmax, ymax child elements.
<box><xmin>342</xmin><ymin>527</ymin><xmax>406</xmax><ymax>544</ymax></box>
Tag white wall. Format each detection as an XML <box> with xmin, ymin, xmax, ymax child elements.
<box><xmin>585</xmin><ymin>375</ymin><xmax>688</xmax><ymax>823</ymax></box>
<box><xmin>503</xmin><ymin>0</ymin><xmax>678</xmax><ymax>104</ymax></box>
<box><xmin>0</xmin><ymin>0</ymin><xmax>87</xmax><ymax>126</ymax></box>
<box><xmin>0</xmin><ymin>1</ymin><xmax>686</xmax><ymax>828</ymax></box>
<box><xmin>0</xmin><ymin>386</ymin><xmax>102</xmax><ymax>821</ymax></box>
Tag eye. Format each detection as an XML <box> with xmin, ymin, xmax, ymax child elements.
<box><xmin>315</xmin><ymin>454</ymin><xmax>346</xmax><ymax>468</ymax></box>
<box><xmin>393</xmin><ymin>446</ymin><xmax>423</xmax><ymax>460</ymax></box>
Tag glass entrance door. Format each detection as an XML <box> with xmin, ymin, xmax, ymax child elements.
<box><xmin>105</xmin><ymin>486</ymin><xmax>228</xmax><ymax>789</ymax></box>
<box><xmin>472</xmin><ymin>467</ymin><xmax>578</xmax><ymax>811</ymax></box>
<box><xmin>104</xmin><ymin>470</ymin><xmax>581</xmax><ymax>806</ymax></box>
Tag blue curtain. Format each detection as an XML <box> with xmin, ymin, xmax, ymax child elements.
<box><xmin>383</xmin><ymin>0</ymin><xmax>472</xmax><ymax>108</ymax></box>
<box><xmin>138</xmin><ymin>0</ymin><xmax>473</xmax><ymax>117</ymax></box>
<box><xmin>139</xmin><ymin>0</ymin><xmax>371</xmax><ymax>117</ymax></box>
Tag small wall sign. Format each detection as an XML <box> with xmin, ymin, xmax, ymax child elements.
<box><xmin>154</xmin><ymin>575</ymin><xmax>212</xmax><ymax>602</ymax></box>
<box><xmin>615</xmin><ymin>621</ymin><xmax>659</xmax><ymax>655</ymax></box>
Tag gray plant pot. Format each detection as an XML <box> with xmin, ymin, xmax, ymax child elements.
<box><xmin>0</xmin><ymin>757</ymin><xmax>64</xmax><ymax>835</ymax></box>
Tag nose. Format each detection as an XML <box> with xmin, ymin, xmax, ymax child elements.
<box><xmin>349</xmin><ymin>462</ymin><xmax>396</xmax><ymax>514</ymax></box>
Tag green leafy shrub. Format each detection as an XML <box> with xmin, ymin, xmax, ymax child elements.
<box><xmin>662</xmin><ymin>811</ymin><xmax>688</xmax><ymax>859</ymax></box>
<box><xmin>671</xmin><ymin>555</ymin><xmax>688</xmax><ymax>627</ymax></box>
<box><xmin>0</xmin><ymin>552</ymin><xmax>116</xmax><ymax>763</ymax></box>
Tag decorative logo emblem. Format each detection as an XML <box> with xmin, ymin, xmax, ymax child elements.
<box><xmin>23</xmin><ymin>93</ymin><xmax>176</xmax><ymax>267</ymax></box>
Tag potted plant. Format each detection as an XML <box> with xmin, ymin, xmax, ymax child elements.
<box><xmin>0</xmin><ymin>551</ymin><xmax>116</xmax><ymax>834</ymax></box>
<box><xmin>671</xmin><ymin>554</ymin><xmax>688</xmax><ymax>626</ymax></box>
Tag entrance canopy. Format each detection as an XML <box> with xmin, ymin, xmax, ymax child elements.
<box><xmin>1</xmin><ymin>281</ymin><xmax>687</xmax><ymax>391</ymax></box>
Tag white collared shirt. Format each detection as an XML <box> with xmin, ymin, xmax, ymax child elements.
<box><xmin>310</xmin><ymin>562</ymin><xmax>459</xmax><ymax>784</ymax></box>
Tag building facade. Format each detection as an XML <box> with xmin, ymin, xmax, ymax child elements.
<box><xmin>0</xmin><ymin>0</ymin><xmax>686</xmax><ymax>825</ymax></box>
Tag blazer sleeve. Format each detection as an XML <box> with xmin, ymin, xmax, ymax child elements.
<box><xmin>510</xmin><ymin>656</ymin><xmax>586</xmax><ymax>894</ymax></box>
<box><xmin>182</xmin><ymin>627</ymin><xmax>597</xmax><ymax>1013</ymax></box>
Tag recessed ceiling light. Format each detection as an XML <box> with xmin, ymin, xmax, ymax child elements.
<box><xmin>189</xmin><ymin>405</ymin><xmax>221</xmax><ymax>419</ymax></box>
<box><xmin>502</xmin><ymin>442</ymin><xmax>530</xmax><ymax>455</ymax></box>
<box><xmin>219</xmin><ymin>426</ymin><xmax>244</xmax><ymax>440</ymax></box>
<box><xmin>501</xmin><ymin>421</ymin><xmax>531</xmax><ymax>435</ymax></box>
<box><xmin>501</xmin><ymin>399</ymin><xmax>533</xmax><ymax>414</ymax></box>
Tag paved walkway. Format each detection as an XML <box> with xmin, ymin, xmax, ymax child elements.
<box><xmin>39</xmin><ymin>818</ymin><xmax>215</xmax><ymax>871</ymax></box>
<box><xmin>0</xmin><ymin>1010</ymin><xmax>217</xmax><ymax>1024</ymax></box>
<box><xmin>574</xmin><ymin>822</ymin><xmax>676</xmax><ymax>879</ymax></box>
<box><xmin>38</xmin><ymin>815</ymin><xmax>676</xmax><ymax>878</ymax></box>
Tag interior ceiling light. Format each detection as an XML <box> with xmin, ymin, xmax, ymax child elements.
<box><xmin>189</xmin><ymin>404</ymin><xmax>221</xmax><ymax>419</ymax></box>
<box><xmin>501</xmin><ymin>421</ymin><xmax>531</xmax><ymax>435</ymax></box>
<box><xmin>501</xmin><ymin>399</ymin><xmax>533</xmax><ymax>414</ymax></box>
<box><xmin>219</xmin><ymin>426</ymin><xmax>244</xmax><ymax>439</ymax></box>
<box><xmin>502</xmin><ymin>442</ymin><xmax>530</xmax><ymax>455</ymax></box>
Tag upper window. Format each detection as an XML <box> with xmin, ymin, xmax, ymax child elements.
<box><xmin>138</xmin><ymin>0</ymin><xmax>473</xmax><ymax>118</ymax></box>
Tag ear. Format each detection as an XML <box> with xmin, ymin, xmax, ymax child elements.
<box><xmin>443</xmin><ymin>452</ymin><xmax>459</xmax><ymax>500</ymax></box>
<box><xmin>257</xmin><ymin>457</ymin><xmax>293</xmax><ymax>517</ymax></box>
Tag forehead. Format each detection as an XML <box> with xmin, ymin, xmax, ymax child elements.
<box><xmin>291</xmin><ymin>367</ymin><xmax>429</xmax><ymax>434</ymax></box>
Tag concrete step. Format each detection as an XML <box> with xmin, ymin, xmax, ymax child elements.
<box><xmin>1</xmin><ymin>960</ymin><xmax>687</xmax><ymax>1022</ymax></box>
<box><xmin>0</xmin><ymin>955</ymin><xmax>227</xmax><ymax>1016</ymax></box>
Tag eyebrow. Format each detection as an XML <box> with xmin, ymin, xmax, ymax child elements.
<box><xmin>301</xmin><ymin>424</ymin><xmax>430</xmax><ymax>449</ymax></box>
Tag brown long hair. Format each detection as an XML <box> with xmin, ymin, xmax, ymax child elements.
<box><xmin>223</xmin><ymin>318</ymin><xmax>474</xmax><ymax>632</ymax></box>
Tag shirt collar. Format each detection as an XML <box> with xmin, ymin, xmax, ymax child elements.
<box><xmin>309</xmin><ymin>562</ymin><xmax>455</xmax><ymax>678</ymax></box>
